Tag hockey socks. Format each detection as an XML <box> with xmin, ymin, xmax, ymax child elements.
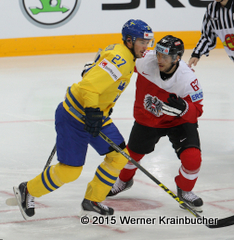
<box><xmin>85</xmin><ymin>148</ymin><xmax>129</xmax><ymax>202</ymax></box>
<box><xmin>119</xmin><ymin>146</ymin><xmax>144</xmax><ymax>182</ymax></box>
<box><xmin>27</xmin><ymin>163</ymin><xmax>83</xmax><ymax>197</ymax></box>
<box><xmin>175</xmin><ymin>148</ymin><xmax>202</xmax><ymax>191</ymax></box>
<box><xmin>85</xmin><ymin>162</ymin><xmax>119</xmax><ymax>202</ymax></box>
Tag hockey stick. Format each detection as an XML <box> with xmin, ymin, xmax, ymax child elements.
<box><xmin>6</xmin><ymin>144</ymin><xmax>57</xmax><ymax>207</ymax></box>
<box><xmin>43</xmin><ymin>144</ymin><xmax>56</xmax><ymax>171</ymax></box>
<box><xmin>69</xmin><ymin>106</ymin><xmax>234</xmax><ymax>229</ymax></box>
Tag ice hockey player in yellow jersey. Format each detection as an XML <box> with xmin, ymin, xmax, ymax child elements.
<box><xmin>13</xmin><ymin>19</ymin><xmax>154</xmax><ymax>219</ymax></box>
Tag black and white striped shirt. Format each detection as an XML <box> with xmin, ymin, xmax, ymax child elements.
<box><xmin>192</xmin><ymin>0</ymin><xmax>234</xmax><ymax>62</ymax></box>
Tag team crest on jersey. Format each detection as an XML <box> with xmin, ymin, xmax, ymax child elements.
<box><xmin>118</xmin><ymin>81</ymin><xmax>127</xmax><ymax>91</ymax></box>
<box><xmin>144</xmin><ymin>94</ymin><xmax>163</xmax><ymax>117</ymax></box>
<box><xmin>99</xmin><ymin>58</ymin><xmax>122</xmax><ymax>81</ymax></box>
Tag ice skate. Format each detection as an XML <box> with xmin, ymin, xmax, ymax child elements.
<box><xmin>80</xmin><ymin>199</ymin><xmax>114</xmax><ymax>216</ymax></box>
<box><xmin>13</xmin><ymin>182</ymin><xmax>35</xmax><ymax>220</ymax></box>
<box><xmin>107</xmin><ymin>178</ymin><xmax>133</xmax><ymax>197</ymax></box>
<box><xmin>177</xmin><ymin>186</ymin><xmax>203</xmax><ymax>213</ymax></box>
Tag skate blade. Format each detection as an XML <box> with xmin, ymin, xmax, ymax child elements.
<box><xmin>13</xmin><ymin>186</ymin><xmax>28</xmax><ymax>220</ymax></box>
<box><xmin>6</xmin><ymin>197</ymin><xmax>18</xmax><ymax>206</ymax></box>
<box><xmin>179</xmin><ymin>204</ymin><xmax>203</xmax><ymax>213</ymax></box>
<box><xmin>78</xmin><ymin>209</ymin><xmax>112</xmax><ymax>218</ymax></box>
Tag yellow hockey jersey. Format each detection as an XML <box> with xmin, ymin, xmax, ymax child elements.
<box><xmin>63</xmin><ymin>43</ymin><xmax>135</xmax><ymax>126</ymax></box>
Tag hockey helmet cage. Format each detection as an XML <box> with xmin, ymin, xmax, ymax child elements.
<box><xmin>122</xmin><ymin>19</ymin><xmax>154</xmax><ymax>43</ymax></box>
<box><xmin>156</xmin><ymin>35</ymin><xmax>184</xmax><ymax>58</ymax></box>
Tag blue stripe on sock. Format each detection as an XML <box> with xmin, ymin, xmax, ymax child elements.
<box><xmin>46</xmin><ymin>166</ymin><xmax>59</xmax><ymax>189</ymax></box>
<box><xmin>95</xmin><ymin>172</ymin><xmax>113</xmax><ymax>187</ymax></box>
<box><xmin>97</xmin><ymin>166</ymin><xmax>117</xmax><ymax>181</ymax></box>
<box><xmin>41</xmin><ymin>171</ymin><xmax>53</xmax><ymax>192</ymax></box>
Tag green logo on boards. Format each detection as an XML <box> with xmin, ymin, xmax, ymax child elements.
<box><xmin>30</xmin><ymin>0</ymin><xmax>69</xmax><ymax>14</ymax></box>
<box><xmin>19</xmin><ymin>0</ymin><xmax>81</xmax><ymax>28</ymax></box>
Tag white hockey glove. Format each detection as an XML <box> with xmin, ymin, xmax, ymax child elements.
<box><xmin>161</xmin><ymin>94</ymin><xmax>188</xmax><ymax>117</ymax></box>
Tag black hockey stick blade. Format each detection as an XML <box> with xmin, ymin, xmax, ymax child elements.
<box><xmin>69</xmin><ymin>107</ymin><xmax>234</xmax><ymax>228</ymax></box>
<box><xmin>207</xmin><ymin>215</ymin><xmax>234</xmax><ymax>228</ymax></box>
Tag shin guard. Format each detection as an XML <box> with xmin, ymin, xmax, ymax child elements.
<box><xmin>175</xmin><ymin>148</ymin><xmax>202</xmax><ymax>191</ymax></box>
<box><xmin>119</xmin><ymin>146</ymin><xmax>145</xmax><ymax>182</ymax></box>
<box><xmin>85</xmin><ymin>148</ymin><xmax>129</xmax><ymax>202</ymax></box>
<box><xmin>27</xmin><ymin>163</ymin><xmax>82</xmax><ymax>197</ymax></box>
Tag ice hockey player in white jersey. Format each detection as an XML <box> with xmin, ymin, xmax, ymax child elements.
<box><xmin>108</xmin><ymin>35</ymin><xmax>204</xmax><ymax>213</ymax></box>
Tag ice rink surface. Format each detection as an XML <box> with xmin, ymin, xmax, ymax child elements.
<box><xmin>0</xmin><ymin>49</ymin><xmax>234</xmax><ymax>240</ymax></box>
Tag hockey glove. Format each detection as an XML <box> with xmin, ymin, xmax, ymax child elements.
<box><xmin>161</xmin><ymin>94</ymin><xmax>188</xmax><ymax>117</ymax></box>
<box><xmin>81</xmin><ymin>62</ymin><xmax>93</xmax><ymax>77</ymax></box>
<box><xmin>84</xmin><ymin>108</ymin><xmax>103</xmax><ymax>137</ymax></box>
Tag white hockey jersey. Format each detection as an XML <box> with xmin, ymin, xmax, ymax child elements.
<box><xmin>134</xmin><ymin>50</ymin><xmax>203</xmax><ymax>128</ymax></box>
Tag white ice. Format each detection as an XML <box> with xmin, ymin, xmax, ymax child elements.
<box><xmin>0</xmin><ymin>49</ymin><xmax>234</xmax><ymax>240</ymax></box>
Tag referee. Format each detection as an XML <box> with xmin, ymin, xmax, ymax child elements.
<box><xmin>189</xmin><ymin>0</ymin><xmax>234</xmax><ymax>67</ymax></box>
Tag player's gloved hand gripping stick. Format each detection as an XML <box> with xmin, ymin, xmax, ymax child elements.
<box><xmin>84</xmin><ymin>107</ymin><xmax>103</xmax><ymax>137</ymax></box>
<box><xmin>162</xmin><ymin>94</ymin><xmax>188</xmax><ymax>117</ymax></box>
